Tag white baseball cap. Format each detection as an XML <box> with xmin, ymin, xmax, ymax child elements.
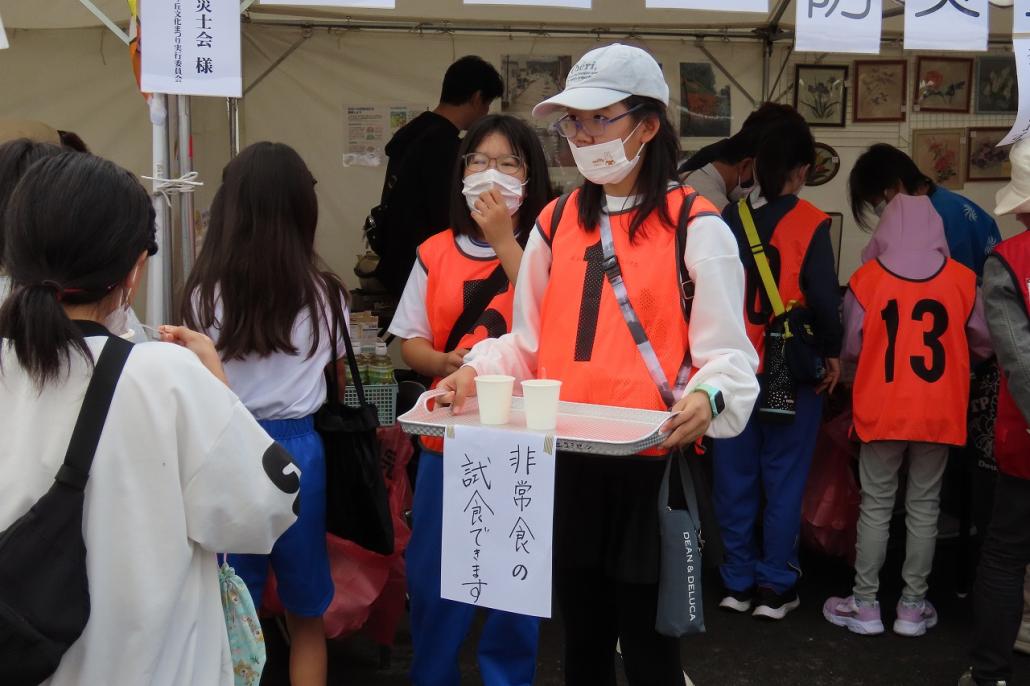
<box><xmin>532</xmin><ymin>43</ymin><xmax>670</xmax><ymax>119</ymax></box>
<box><xmin>995</xmin><ymin>138</ymin><xmax>1030</xmax><ymax>216</ymax></box>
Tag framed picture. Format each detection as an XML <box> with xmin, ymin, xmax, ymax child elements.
<box><xmin>827</xmin><ymin>212</ymin><xmax>843</xmax><ymax>278</ymax></box>
<box><xmin>680</xmin><ymin>63</ymin><xmax>732</xmax><ymax>137</ymax></box>
<box><xmin>967</xmin><ymin>127</ymin><xmax>1012</xmax><ymax>182</ymax></box>
<box><xmin>853</xmin><ymin>60</ymin><xmax>907</xmax><ymax>123</ymax></box>
<box><xmin>912</xmin><ymin>128</ymin><xmax>967</xmax><ymax>190</ymax></box>
<box><xmin>975</xmin><ymin>55</ymin><xmax>1018</xmax><ymax>114</ymax></box>
<box><xmin>807</xmin><ymin>142</ymin><xmax>841</xmax><ymax>187</ymax></box>
<box><xmin>794</xmin><ymin>64</ymin><xmax>848</xmax><ymax>127</ymax></box>
<box><xmin>914</xmin><ymin>57</ymin><xmax>972</xmax><ymax>113</ymax></box>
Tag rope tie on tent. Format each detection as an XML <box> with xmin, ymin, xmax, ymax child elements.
<box><xmin>141</xmin><ymin>171</ymin><xmax>204</xmax><ymax>205</ymax></box>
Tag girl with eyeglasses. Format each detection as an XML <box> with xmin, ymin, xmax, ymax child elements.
<box><xmin>387</xmin><ymin>113</ymin><xmax>552</xmax><ymax>686</ymax></box>
<box><xmin>440</xmin><ymin>44</ymin><xmax>759</xmax><ymax>685</ymax></box>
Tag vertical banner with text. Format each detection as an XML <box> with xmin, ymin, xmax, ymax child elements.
<box><xmin>795</xmin><ymin>0</ymin><xmax>882</xmax><ymax>53</ymax></box>
<box><xmin>441</xmin><ymin>426</ymin><xmax>556</xmax><ymax>618</ymax></box>
<box><xmin>904</xmin><ymin>0</ymin><xmax>988</xmax><ymax>52</ymax></box>
<box><xmin>141</xmin><ymin>0</ymin><xmax>241</xmax><ymax>97</ymax></box>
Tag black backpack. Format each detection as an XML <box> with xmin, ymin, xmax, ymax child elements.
<box><xmin>0</xmin><ymin>328</ymin><xmax>132</xmax><ymax>685</ymax></box>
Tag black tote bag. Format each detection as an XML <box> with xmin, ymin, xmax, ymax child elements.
<box><xmin>317</xmin><ymin>309</ymin><xmax>394</xmax><ymax>556</ymax></box>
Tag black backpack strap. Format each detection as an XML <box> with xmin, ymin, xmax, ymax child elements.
<box><xmin>675</xmin><ymin>190</ymin><xmax>720</xmax><ymax>324</ymax></box>
<box><xmin>323</xmin><ymin>279</ymin><xmax>369</xmax><ymax>409</ymax></box>
<box><xmin>444</xmin><ymin>264</ymin><xmax>509</xmax><ymax>354</ymax></box>
<box><xmin>548</xmin><ymin>191</ymin><xmax>573</xmax><ymax>243</ymax></box>
<box><xmin>55</xmin><ymin>335</ymin><xmax>133</xmax><ymax>491</ymax></box>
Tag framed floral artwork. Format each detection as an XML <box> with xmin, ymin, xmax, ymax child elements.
<box><xmin>853</xmin><ymin>60</ymin><xmax>907</xmax><ymax>123</ymax></box>
<box><xmin>807</xmin><ymin>142</ymin><xmax>841</xmax><ymax>187</ymax></box>
<box><xmin>794</xmin><ymin>64</ymin><xmax>848</xmax><ymax>127</ymax></box>
<box><xmin>967</xmin><ymin>127</ymin><xmax>1012</xmax><ymax>182</ymax></box>
<box><xmin>912</xmin><ymin>128</ymin><xmax>966</xmax><ymax>190</ymax></box>
<box><xmin>914</xmin><ymin>57</ymin><xmax>972</xmax><ymax>113</ymax></box>
<box><xmin>975</xmin><ymin>55</ymin><xmax>1018</xmax><ymax>114</ymax></box>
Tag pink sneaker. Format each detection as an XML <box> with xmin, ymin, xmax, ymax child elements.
<box><xmin>894</xmin><ymin>599</ymin><xmax>938</xmax><ymax>637</ymax></box>
<box><xmin>822</xmin><ymin>596</ymin><xmax>884</xmax><ymax>635</ymax></box>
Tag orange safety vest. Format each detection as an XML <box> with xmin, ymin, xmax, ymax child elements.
<box><xmin>849</xmin><ymin>259</ymin><xmax>976</xmax><ymax>445</ymax></box>
<box><xmin>536</xmin><ymin>187</ymin><xmax>719</xmax><ymax>413</ymax></box>
<box><xmin>742</xmin><ymin>199</ymin><xmax>827</xmax><ymax>366</ymax></box>
<box><xmin>419</xmin><ymin>229</ymin><xmax>514</xmax><ymax>453</ymax></box>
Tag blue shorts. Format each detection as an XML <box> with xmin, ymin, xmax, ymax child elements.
<box><xmin>228</xmin><ymin>416</ymin><xmax>334</xmax><ymax>617</ymax></box>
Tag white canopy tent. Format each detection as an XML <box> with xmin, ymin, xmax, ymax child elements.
<box><xmin>1</xmin><ymin>0</ymin><xmax>1024</xmax><ymax>323</ymax></box>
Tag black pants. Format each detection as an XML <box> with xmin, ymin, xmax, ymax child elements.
<box><xmin>970</xmin><ymin>472</ymin><xmax>1030</xmax><ymax>683</ymax></box>
<box><xmin>555</xmin><ymin>568</ymin><xmax>684</xmax><ymax>686</ymax></box>
<box><xmin>553</xmin><ymin>452</ymin><xmax>684</xmax><ymax>686</ymax></box>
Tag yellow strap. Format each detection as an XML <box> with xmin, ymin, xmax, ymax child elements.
<box><xmin>738</xmin><ymin>198</ymin><xmax>786</xmax><ymax>318</ymax></box>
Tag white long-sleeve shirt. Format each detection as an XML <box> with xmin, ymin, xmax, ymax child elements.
<box><xmin>464</xmin><ymin>192</ymin><xmax>759</xmax><ymax>438</ymax></box>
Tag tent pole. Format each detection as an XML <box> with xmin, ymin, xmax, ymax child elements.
<box><xmin>698</xmin><ymin>43</ymin><xmax>756</xmax><ymax>107</ymax></box>
<box><xmin>228</xmin><ymin>98</ymin><xmax>241</xmax><ymax>158</ymax></box>
<box><xmin>146</xmin><ymin>94</ymin><xmax>172</xmax><ymax>327</ymax></box>
<box><xmin>177</xmin><ymin>95</ymin><xmax>195</xmax><ymax>286</ymax></box>
<box><xmin>761</xmin><ymin>41</ymin><xmax>770</xmax><ymax>101</ymax></box>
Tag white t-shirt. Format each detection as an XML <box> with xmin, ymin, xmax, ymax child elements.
<box><xmin>389</xmin><ymin>234</ymin><xmax>497</xmax><ymax>342</ymax></box>
<box><xmin>0</xmin><ymin>333</ymin><xmax>299</xmax><ymax>686</ymax></box>
<box><xmin>195</xmin><ymin>289</ymin><xmax>349</xmax><ymax>420</ymax></box>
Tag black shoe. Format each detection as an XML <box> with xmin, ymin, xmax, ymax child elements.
<box><xmin>958</xmin><ymin>669</ymin><xmax>1007</xmax><ymax>686</ymax></box>
<box><xmin>719</xmin><ymin>588</ymin><xmax>753</xmax><ymax>613</ymax></box>
<box><xmin>752</xmin><ymin>586</ymin><xmax>800</xmax><ymax>620</ymax></box>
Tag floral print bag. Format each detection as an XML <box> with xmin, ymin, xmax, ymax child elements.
<box><xmin>219</xmin><ymin>555</ymin><xmax>266</xmax><ymax>686</ymax></box>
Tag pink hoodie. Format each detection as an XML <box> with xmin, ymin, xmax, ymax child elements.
<box><xmin>842</xmin><ymin>194</ymin><xmax>992</xmax><ymax>363</ymax></box>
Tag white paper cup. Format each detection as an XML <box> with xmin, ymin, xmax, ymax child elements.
<box><xmin>475</xmin><ymin>375</ymin><xmax>516</xmax><ymax>425</ymax></box>
<box><xmin>521</xmin><ymin>379</ymin><xmax>562</xmax><ymax>431</ymax></box>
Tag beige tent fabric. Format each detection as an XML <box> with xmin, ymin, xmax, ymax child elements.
<box><xmin>0</xmin><ymin>119</ymin><xmax>60</xmax><ymax>144</ymax></box>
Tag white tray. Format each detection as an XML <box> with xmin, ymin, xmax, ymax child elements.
<box><xmin>398</xmin><ymin>390</ymin><xmax>673</xmax><ymax>456</ymax></box>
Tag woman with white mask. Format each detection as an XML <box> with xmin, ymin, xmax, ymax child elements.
<box><xmin>439</xmin><ymin>44</ymin><xmax>759</xmax><ymax>685</ymax></box>
<box><xmin>388</xmin><ymin>114</ymin><xmax>552</xmax><ymax>686</ymax></box>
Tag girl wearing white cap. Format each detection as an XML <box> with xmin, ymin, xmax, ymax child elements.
<box><xmin>440</xmin><ymin>44</ymin><xmax>759</xmax><ymax>685</ymax></box>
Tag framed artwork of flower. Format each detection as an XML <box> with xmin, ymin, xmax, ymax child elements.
<box><xmin>967</xmin><ymin>127</ymin><xmax>1012</xmax><ymax>182</ymax></box>
<box><xmin>807</xmin><ymin>142</ymin><xmax>841</xmax><ymax>186</ymax></box>
<box><xmin>914</xmin><ymin>57</ymin><xmax>972</xmax><ymax>113</ymax></box>
<box><xmin>912</xmin><ymin>128</ymin><xmax>966</xmax><ymax>190</ymax></box>
<box><xmin>853</xmin><ymin>61</ymin><xmax>907</xmax><ymax>123</ymax></box>
<box><xmin>794</xmin><ymin>64</ymin><xmax>848</xmax><ymax>127</ymax></box>
<box><xmin>975</xmin><ymin>55</ymin><xmax>1018</xmax><ymax>114</ymax></box>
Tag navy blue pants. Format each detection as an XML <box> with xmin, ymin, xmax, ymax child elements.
<box><xmin>406</xmin><ymin>450</ymin><xmax>540</xmax><ymax>686</ymax></box>
<box><xmin>713</xmin><ymin>385</ymin><xmax>823</xmax><ymax>595</ymax></box>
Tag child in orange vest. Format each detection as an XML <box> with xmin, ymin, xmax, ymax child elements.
<box><xmin>824</xmin><ymin>194</ymin><xmax>991</xmax><ymax>637</ymax></box>
<box><xmin>387</xmin><ymin>114</ymin><xmax>552</xmax><ymax>686</ymax></box>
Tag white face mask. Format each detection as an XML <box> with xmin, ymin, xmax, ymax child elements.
<box><xmin>568</xmin><ymin>121</ymin><xmax>644</xmax><ymax>186</ymax></box>
<box><xmin>873</xmin><ymin>200</ymin><xmax>887</xmax><ymax>217</ymax></box>
<box><xmin>103</xmin><ymin>266</ymin><xmax>138</xmax><ymax>337</ymax></box>
<box><xmin>462</xmin><ymin>168</ymin><xmax>526</xmax><ymax>217</ymax></box>
<box><xmin>727</xmin><ymin>169</ymin><xmax>753</xmax><ymax>203</ymax></box>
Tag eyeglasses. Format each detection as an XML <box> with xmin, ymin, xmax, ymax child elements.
<box><xmin>463</xmin><ymin>153</ymin><xmax>524</xmax><ymax>175</ymax></box>
<box><xmin>552</xmin><ymin>105</ymin><xmax>642</xmax><ymax>140</ymax></box>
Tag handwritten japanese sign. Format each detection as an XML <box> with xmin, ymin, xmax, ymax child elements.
<box><xmin>441</xmin><ymin>426</ymin><xmax>555</xmax><ymax>618</ymax></box>
<box><xmin>1017</xmin><ymin>0</ymin><xmax>1030</xmax><ymax>34</ymax></box>
<box><xmin>1000</xmin><ymin>39</ymin><xmax>1030</xmax><ymax>146</ymax></box>
<box><xmin>140</xmin><ymin>0</ymin><xmax>242</xmax><ymax>97</ymax></box>
<box><xmin>463</xmin><ymin>0</ymin><xmax>590</xmax><ymax>7</ymax></box>
<box><xmin>795</xmin><ymin>0</ymin><xmax>882</xmax><ymax>53</ymax></box>
<box><xmin>645</xmin><ymin>0</ymin><xmax>767</xmax><ymax>12</ymax></box>
<box><xmin>904</xmin><ymin>0</ymin><xmax>988</xmax><ymax>52</ymax></box>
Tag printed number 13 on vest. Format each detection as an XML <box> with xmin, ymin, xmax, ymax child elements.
<box><xmin>439</xmin><ymin>426</ymin><xmax>557</xmax><ymax>618</ymax></box>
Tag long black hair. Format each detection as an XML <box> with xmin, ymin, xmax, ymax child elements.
<box><xmin>449</xmin><ymin>114</ymin><xmax>553</xmax><ymax>245</ymax></box>
<box><xmin>0</xmin><ymin>138</ymin><xmax>63</xmax><ymax>266</ymax></box>
<box><xmin>849</xmin><ymin>143</ymin><xmax>934</xmax><ymax>228</ymax></box>
<box><xmin>679</xmin><ymin>102</ymin><xmax>804</xmax><ymax>174</ymax></box>
<box><xmin>183</xmin><ymin>142</ymin><xmax>347</xmax><ymax>360</ymax></box>
<box><xmin>755</xmin><ymin>117</ymin><xmax>816</xmax><ymax>201</ymax></box>
<box><xmin>577</xmin><ymin>95</ymin><xmax>680</xmax><ymax>241</ymax></box>
<box><xmin>0</xmin><ymin>153</ymin><xmax>156</xmax><ymax>386</ymax></box>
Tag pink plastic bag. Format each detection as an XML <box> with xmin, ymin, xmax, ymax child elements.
<box><xmin>802</xmin><ymin>409</ymin><xmax>861</xmax><ymax>564</ymax></box>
